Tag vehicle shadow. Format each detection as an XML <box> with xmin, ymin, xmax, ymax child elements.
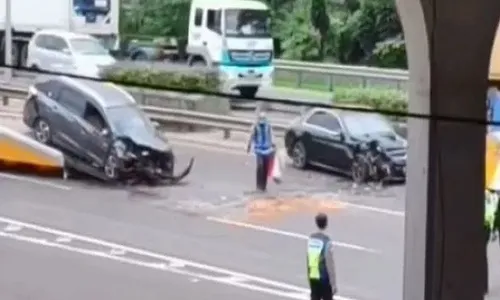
<box><xmin>289</xmin><ymin>162</ymin><xmax>405</xmax><ymax>188</ymax></box>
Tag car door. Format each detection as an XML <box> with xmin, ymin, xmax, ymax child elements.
<box><xmin>29</xmin><ymin>34</ymin><xmax>51</xmax><ymax>70</ymax></box>
<box><xmin>302</xmin><ymin>111</ymin><xmax>333</xmax><ymax>164</ymax></box>
<box><xmin>79</xmin><ymin>101</ymin><xmax>111</xmax><ymax>168</ymax></box>
<box><xmin>319</xmin><ymin>114</ymin><xmax>351</xmax><ymax>170</ymax></box>
<box><xmin>54</xmin><ymin>87</ymin><xmax>88</xmax><ymax>157</ymax></box>
<box><xmin>44</xmin><ymin>35</ymin><xmax>73</xmax><ymax>75</ymax></box>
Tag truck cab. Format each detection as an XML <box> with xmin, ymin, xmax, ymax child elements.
<box><xmin>186</xmin><ymin>0</ymin><xmax>274</xmax><ymax>99</ymax></box>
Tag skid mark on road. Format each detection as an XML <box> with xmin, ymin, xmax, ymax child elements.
<box><xmin>206</xmin><ymin>216</ymin><xmax>378</xmax><ymax>254</ymax></box>
<box><xmin>0</xmin><ymin>215</ymin><xmax>356</xmax><ymax>300</ymax></box>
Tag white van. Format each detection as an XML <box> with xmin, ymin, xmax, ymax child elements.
<box><xmin>26</xmin><ymin>29</ymin><xmax>116</xmax><ymax>78</ymax></box>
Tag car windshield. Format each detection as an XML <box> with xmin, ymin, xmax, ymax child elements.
<box><xmin>106</xmin><ymin>105</ymin><xmax>155</xmax><ymax>136</ymax></box>
<box><xmin>343</xmin><ymin>113</ymin><xmax>395</xmax><ymax>137</ymax></box>
<box><xmin>224</xmin><ymin>9</ymin><xmax>271</xmax><ymax>38</ymax></box>
<box><xmin>69</xmin><ymin>38</ymin><xmax>109</xmax><ymax>55</ymax></box>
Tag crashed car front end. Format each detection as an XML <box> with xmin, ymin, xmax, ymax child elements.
<box><xmin>111</xmin><ymin>138</ymin><xmax>193</xmax><ymax>184</ymax></box>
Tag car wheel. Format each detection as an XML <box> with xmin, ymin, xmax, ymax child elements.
<box><xmin>33</xmin><ymin>118</ymin><xmax>51</xmax><ymax>144</ymax></box>
<box><xmin>103</xmin><ymin>151</ymin><xmax>120</xmax><ymax>181</ymax></box>
<box><xmin>351</xmin><ymin>154</ymin><xmax>369</xmax><ymax>184</ymax></box>
<box><xmin>291</xmin><ymin>140</ymin><xmax>308</xmax><ymax>169</ymax></box>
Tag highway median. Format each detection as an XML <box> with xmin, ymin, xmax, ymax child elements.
<box><xmin>0</xmin><ymin>125</ymin><xmax>65</xmax><ymax>177</ymax></box>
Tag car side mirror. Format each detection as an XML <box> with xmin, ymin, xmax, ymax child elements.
<box><xmin>61</xmin><ymin>48</ymin><xmax>71</xmax><ymax>55</ymax></box>
<box><xmin>152</xmin><ymin>121</ymin><xmax>160</xmax><ymax>129</ymax></box>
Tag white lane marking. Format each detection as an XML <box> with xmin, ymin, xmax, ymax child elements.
<box><xmin>55</xmin><ymin>236</ymin><xmax>72</xmax><ymax>243</ymax></box>
<box><xmin>110</xmin><ymin>248</ymin><xmax>126</xmax><ymax>256</ymax></box>
<box><xmin>338</xmin><ymin>202</ymin><xmax>404</xmax><ymax>217</ymax></box>
<box><xmin>206</xmin><ymin>217</ymin><xmax>378</xmax><ymax>254</ymax></box>
<box><xmin>4</xmin><ymin>223</ymin><xmax>22</xmax><ymax>232</ymax></box>
<box><xmin>0</xmin><ymin>172</ymin><xmax>71</xmax><ymax>190</ymax></box>
<box><xmin>0</xmin><ymin>216</ymin><xmax>356</xmax><ymax>300</ymax></box>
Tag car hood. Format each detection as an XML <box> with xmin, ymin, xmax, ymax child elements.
<box><xmin>117</xmin><ymin>127</ymin><xmax>171</xmax><ymax>152</ymax></box>
<box><xmin>357</xmin><ymin>132</ymin><xmax>407</xmax><ymax>150</ymax></box>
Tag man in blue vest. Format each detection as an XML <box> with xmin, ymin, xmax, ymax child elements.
<box><xmin>307</xmin><ymin>213</ymin><xmax>338</xmax><ymax>300</ymax></box>
<box><xmin>246</xmin><ymin>111</ymin><xmax>275</xmax><ymax>192</ymax></box>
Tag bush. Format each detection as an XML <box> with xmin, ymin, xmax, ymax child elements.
<box><xmin>101</xmin><ymin>68</ymin><xmax>220</xmax><ymax>93</ymax></box>
<box><xmin>333</xmin><ymin>87</ymin><xmax>407</xmax><ymax>120</ymax></box>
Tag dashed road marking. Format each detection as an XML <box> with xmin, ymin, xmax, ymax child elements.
<box><xmin>0</xmin><ymin>215</ymin><xmax>356</xmax><ymax>300</ymax></box>
<box><xmin>206</xmin><ymin>216</ymin><xmax>378</xmax><ymax>254</ymax></box>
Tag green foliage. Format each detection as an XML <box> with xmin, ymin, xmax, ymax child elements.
<box><xmin>277</xmin><ymin>2</ymin><xmax>320</xmax><ymax>61</ymax></box>
<box><xmin>102</xmin><ymin>68</ymin><xmax>220</xmax><ymax>93</ymax></box>
<box><xmin>372</xmin><ymin>35</ymin><xmax>408</xmax><ymax>68</ymax></box>
<box><xmin>333</xmin><ymin>87</ymin><xmax>407</xmax><ymax>120</ymax></box>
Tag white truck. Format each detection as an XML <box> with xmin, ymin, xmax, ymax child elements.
<box><xmin>0</xmin><ymin>0</ymin><xmax>119</xmax><ymax>67</ymax></box>
<box><xmin>127</xmin><ymin>0</ymin><xmax>275</xmax><ymax>99</ymax></box>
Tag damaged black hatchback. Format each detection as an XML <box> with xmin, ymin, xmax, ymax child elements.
<box><xmin>23</xmin><ymin>76</ymin><xmax>193</xmax><ymax>184</ymax></box>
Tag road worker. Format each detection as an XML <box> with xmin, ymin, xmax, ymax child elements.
<box><xmin>246</xmin><ymin>111</ymin><xmax>275</xmax><ymax>192</ymax></box>
<box><xmin>307</xmin><ymin>213</ymin><xmax>338</xmax><ymax>300</ymax></box>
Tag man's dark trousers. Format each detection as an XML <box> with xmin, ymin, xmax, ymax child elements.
<box><xmin>309</xmin><ymin>279</ymin><xmax>333</xmax><ymax>300</ymax></box>
<box><xmin>256</xmin><ymin>154</ymin><xmax>271</xmax><ymax>191</ymax></box>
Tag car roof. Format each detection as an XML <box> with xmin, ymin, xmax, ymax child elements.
<box><xmin>33</xmin><ymin>29</ymin><xmax>95</xmax><ymax>40</ymax></box>
<box><xmin>307</xmin><ymin>105</ymin><xmax>376</xmax><ymax>118</ymax></box>
<box><xmin>55</xmin><ymin>76</ymin><xmax>136</xmax><ymax>108</ymax></box>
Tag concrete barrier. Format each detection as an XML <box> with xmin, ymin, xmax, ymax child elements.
<box><xmin>0</xmin><ymin>125</ymin><xmax>65</xmax><ymax>177</ymax></box>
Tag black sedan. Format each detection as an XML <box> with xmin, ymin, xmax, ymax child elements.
<box><xmin>284</xmin><ymin>107</ymin><xmax>407</xmax><ymax>183</ymax></box>
<box><xmin>22</xmin><ymin>76</ymin><xmax>193</xmax><ymax>184</ymax></box>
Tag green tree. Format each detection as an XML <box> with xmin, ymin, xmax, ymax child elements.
<box><xmin>310</xmin><ymin>0</ymin><xmax>330</xmax><ymax>60</ymax></box>
<box><xmin>276</xmin><ymin>0</ymin><xmax>320</xmax><ymax>60</ymax></box>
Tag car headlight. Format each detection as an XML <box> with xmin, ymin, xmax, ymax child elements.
<box><xmin>114</xmin><ymin>140</ymin><xmax>127</xmax><ymax>157</ymax></box>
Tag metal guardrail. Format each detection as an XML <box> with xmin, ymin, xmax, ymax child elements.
<box><xmin>273</xmin><ymin>59</ymin><xmax>409</xmax><ymax>91</ymax></box>
<box><xmin>0</xmin><ymin>85</ymin><xmax>289</xmax><ymax>137</ymax></box>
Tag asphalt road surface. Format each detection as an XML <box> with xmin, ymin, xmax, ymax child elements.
<box><xmin>1</xmin><ymin>125</ymin><xmax>499</xmax><ymax>299</ymax></box>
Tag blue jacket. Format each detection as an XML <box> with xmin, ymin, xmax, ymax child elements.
<box><xmin>251</xmin><ymin>121</ymin><xmax>273</xmax><ymax>156</ymax></box>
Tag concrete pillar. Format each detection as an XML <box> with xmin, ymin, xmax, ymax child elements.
<box><xmin>395</xmin><ymin>0</ymin><xmax>500</xmax><ymax>299</ymax></box>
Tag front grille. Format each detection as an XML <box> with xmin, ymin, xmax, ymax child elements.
<box><xmin>229</xmin><ymin>50</ymin><xmax>272</xmax><ymax>63</ymax></box>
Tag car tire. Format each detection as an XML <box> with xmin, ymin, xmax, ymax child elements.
<box><xmin>103</xmin><ymin>150</ymin><xmax>120</xmax><ymax>181</ymax></box>
<box><xmin>291</xmin><ymin>140</ymin><xmax>308</xmax><ymax>169</ymax></box>
<box><xmin>351</xmin><ymin>154</ymin><xmax>369</xmax><ymax>184</ymax></box>
<box><xmin>33</xmin><ymin>118</ymin><xmax>52</xmax><ymax>144</ymax></box>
